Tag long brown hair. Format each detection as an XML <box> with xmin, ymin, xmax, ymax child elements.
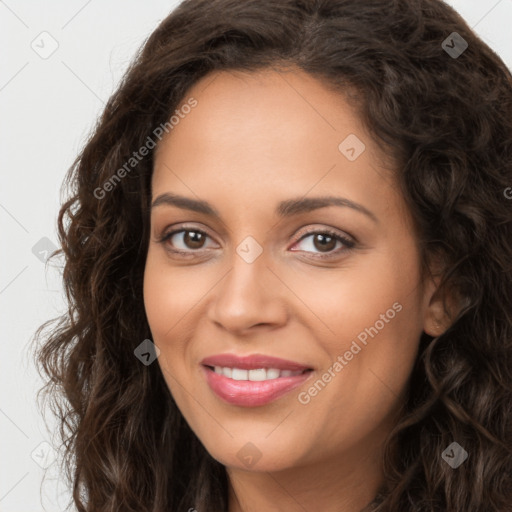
<box><xmin>32</xmin><ymin>0</ymin><xmax>512</xmax><ymax>510</ymax></box>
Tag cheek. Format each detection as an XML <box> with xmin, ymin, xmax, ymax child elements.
<box><xmin>289</xmin><ymin>265</ymin><xmax>423</xmax><ymax>454</ymax></box>
<box><xmin>286</xmin><ymin>244</ymin><xmax>423</xmax><ymax>347</ymax></box>
<box><xmin>142</xmin><ymin>253</ymin><xmax>203</xmax><ymax>404</ymax></box>
<box><xmin>143</xmin><ymin>250</ymin><xmax>209</xmax><ymax>342</ymax></box>
<box><xmin>142</xmin><ymin>255</ymin><xmax>198</xmax><ymax>396</ymax></box>
<box><xmin>291</xmin><ymin>241</ymin><xmax>424</xmax><ymax>401</ymax></box>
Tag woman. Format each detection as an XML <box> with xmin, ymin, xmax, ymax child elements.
<box><xmin>33</xmin><ymin>0</ymin><xmax>512</xmax><ymax>510</ymax></box>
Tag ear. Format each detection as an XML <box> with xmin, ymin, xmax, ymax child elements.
<box><xmin>422</xmin><ymin>258</ymin><xmax>461</xmax><ymax>337</ymax></box>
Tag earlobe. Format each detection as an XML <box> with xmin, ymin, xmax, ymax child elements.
<box><xmin>421</xmin><ymin>253</ymin><xmax>455</xmax><ymax>337</ymax></box>
<box><xmin>423</xmin><ymin>300</ymin><xmax>449</xmax><ymax>336</ymax></box>
<box><xmin>422</xmin><ymin>275</ymin><xmax>460</xmax><ymax>337</ymax></box>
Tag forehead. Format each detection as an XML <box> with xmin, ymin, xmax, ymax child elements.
<box><xmin>155</xmin><ymin>67</ymin><xmax>371</xmax><ymax>163</ymax></box>
<box><xmin>151</xmin><ymin>68</ymin><xmax>402</xmax><ymax>222</ymax></box>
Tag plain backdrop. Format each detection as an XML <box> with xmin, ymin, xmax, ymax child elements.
<box><xmin>1</xmin><ymin>1</ymin><xmax>511</xmax><ymax>510</ymax></box>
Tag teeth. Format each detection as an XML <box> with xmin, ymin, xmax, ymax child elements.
<box><xmin>231</xmin><ymin>368</ymin><xmax>248</xmax><ymax>380</ymax></box>
<box><xmin>248</xmin><ymin>368</ymin><xmax>267</xmax><ymax>381</ymax></box>
<box><xmin>212</xmin><ymin>366</ymin><xmax>305</xmax><ymax>381</ymax></box>
<box><xmin>266</xmin><ymin>368</ymin><xmax>280</xmax><ymax>379</ymax></box>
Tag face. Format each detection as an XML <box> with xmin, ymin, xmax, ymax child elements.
<box><xmin>143</xmin><ymin>67</ymin><xmax>439</xmax><ymax>473</ymax></box>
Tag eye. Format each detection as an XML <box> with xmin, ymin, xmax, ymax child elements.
<box><xmin>157</xmin><ymin>227</ymin><xmax>217</xmax><ymax>255</ymax></box>
<box><xmin>156</xmin><ymin>225</ymin><xmax>356</xmax><ymax>260</ymax></box>
<box><xmin>290</xmin><ymin>228</ymin><xmax>355</xmax><ymax>259</ymax></box>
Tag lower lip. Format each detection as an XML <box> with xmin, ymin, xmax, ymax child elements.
<box><xmin>202</xmin><ymin>366</ymin><xmax>313</xmax><ymax>407</ymax></box>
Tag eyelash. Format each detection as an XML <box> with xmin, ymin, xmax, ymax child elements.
<box><xmin>156</xmin><ymin>225</ymin><xmax>356</xmax><ymax>260</ymax></box>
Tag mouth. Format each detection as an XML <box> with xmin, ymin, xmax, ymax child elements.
<box><xmin>206</xmin><ymin>365</ymin><xmax>310</xmax><ymax>380</ymax></box>
<box><xmin>200</xmin><ymin>353</ymin><xmax>314</xmax><ymax>407</ymax></box>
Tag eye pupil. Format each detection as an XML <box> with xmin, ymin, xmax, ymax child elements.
<box><xmin>184</xmin><ymin>230</ymin><xmax>205</xmax><ymax>249</ymax></box>
<box><xmin>314</xmin><ymin>233</ymin><xmax>336</xmax><ymax>252</ymax></box>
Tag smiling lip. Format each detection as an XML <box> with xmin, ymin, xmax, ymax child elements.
<box><xmin>200</xmin><ymin>353</ymin><xmax>314</xmax><ymax>407</ymax></box>
<box><xmin>201</xmin><ymin>353</ymin><xmax>312</xmax><ymax>371</ymax></box>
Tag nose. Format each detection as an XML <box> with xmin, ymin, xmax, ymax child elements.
<box><xmin>206</xmin><ymin>250</ymin><xmax>289</xmax><ymax>334</ymax></box>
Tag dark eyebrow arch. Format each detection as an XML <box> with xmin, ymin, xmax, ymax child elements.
<box><xmin>151</xmin><ymin>193</ymin><xmax>378</xmax><ymax>224</ymax></box>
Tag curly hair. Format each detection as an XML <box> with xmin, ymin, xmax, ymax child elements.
<box><xmin>32</xmin><ymin>0</ymin><xmax>512</xmax><ymax>510</ymax></box>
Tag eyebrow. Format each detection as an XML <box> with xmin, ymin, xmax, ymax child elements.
<box><xmin>151</xmin><ymin>192</ymin><xmax>378</xmax><ymax>224</ymax></box>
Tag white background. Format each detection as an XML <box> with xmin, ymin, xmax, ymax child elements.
<box><xmin>1</xmin><ymin>1</ymin><xmax>511</xmax><ymax>510</ymax></box>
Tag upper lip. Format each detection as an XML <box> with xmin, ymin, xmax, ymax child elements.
<box><xmin>201</xmin><ymin>353</ymin><xmax>313</xmax><ymax>371</ymax></box>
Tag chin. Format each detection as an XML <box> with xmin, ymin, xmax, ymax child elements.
<box><xmin>202</xmin><ymin>434</ymin><xmax>306</xmax><ymax>473</ymax></box>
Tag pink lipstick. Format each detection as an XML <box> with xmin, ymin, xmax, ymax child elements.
<box><xmin>201</xmin><ymin>353</ymin><xmax>314</xmax><ymax>407</ymax></box>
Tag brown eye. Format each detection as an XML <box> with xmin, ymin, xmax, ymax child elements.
<box><xmin>159</xmin><ymin>228</ymin><xmax>215</xmax><ymax>253</ymax></box>
<box><xmin>291</xmin><ymin>229</ymin><xmax>355</xmax><ymax>259</ymax></box>
<box><xmin>312</xmin><ymin>233</ymin><xmax>337</xmax><ymax>252</ymax></box>
<box><xmin>182</xmin><ymin>230</ymin><xmax>207</xmax><ymax>249</ymax></box>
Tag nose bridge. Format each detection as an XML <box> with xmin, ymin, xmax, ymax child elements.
<box><xmin>219</xmin><ymin>239</ymin><xmax>269</xmax><ymax>306</ymax></box>
<box><xmin>235</xmin><ymin>234</ymin><xmax>265</xmax><ymax>266</ymax></box>
<box><xmin>208</xmin><ymin>236</ymin><xmax>286</xmax><ymax>331</ymax></box>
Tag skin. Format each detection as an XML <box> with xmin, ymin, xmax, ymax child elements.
<box><xmin>143</xmin><ymin>67</ymin><xmax>450</xmax><ymax>512</ymax></box>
